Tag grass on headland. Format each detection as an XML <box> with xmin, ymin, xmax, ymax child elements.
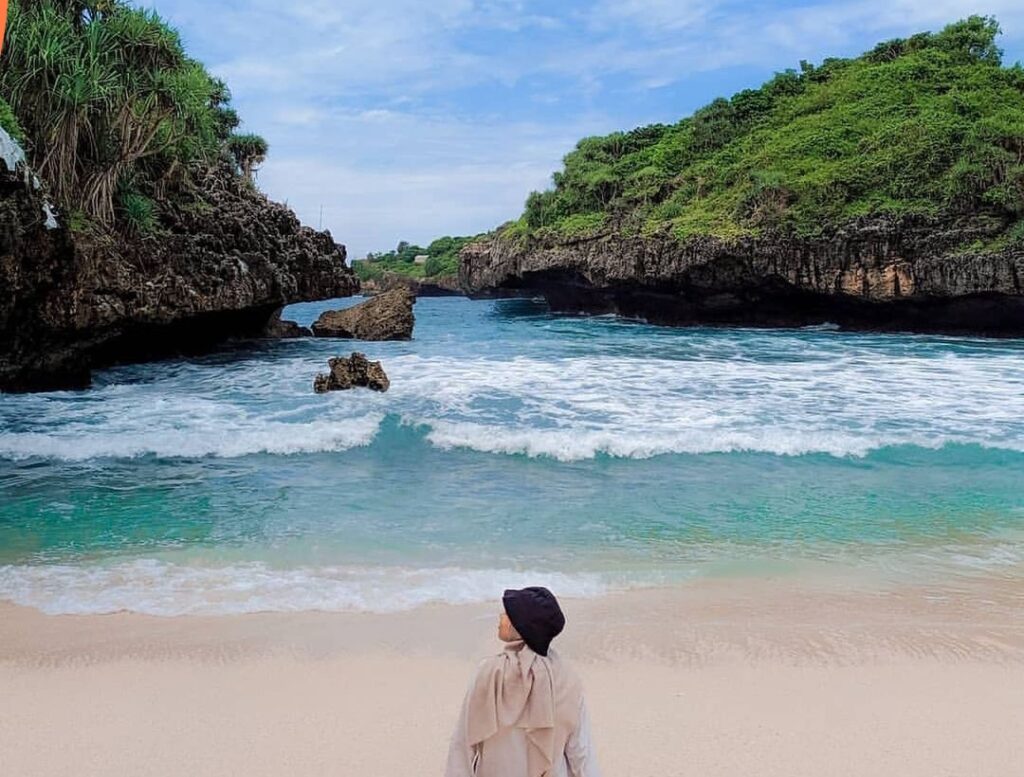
<box><xmin>513</xmin><ymin>16</ymin><xmax>1024</xmax><ymax>247</ymax></box>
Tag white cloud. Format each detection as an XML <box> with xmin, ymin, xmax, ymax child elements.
<box><xmin>151</xmin><ymin>0</ymin><xmax>1024</xmax><ymax>257</ymax></box>
<box><xmin>255</xmin><ymin>109</ymin><xmax>606</xmax><ymax>258</ymax></box>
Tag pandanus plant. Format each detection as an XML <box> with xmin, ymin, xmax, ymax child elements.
<box><xmin>228</xmin><ymin>132</ymin><xmax>269</xmax><ymax>183</ymax></box>
<box><xmin>0</xmin><ymin>0</ymin><xmax>241</xmax><ymax>226</ymax></box>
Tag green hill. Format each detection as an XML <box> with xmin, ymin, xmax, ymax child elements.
<box><xmin>508</xmin><ymin>16</ymin><xmax>1024</xmax><ymax>248</ymax></box>
<box><xmin>354</xmin><ymin>235</ymin><xmax>478</xmax><ymax>283</ymax></box>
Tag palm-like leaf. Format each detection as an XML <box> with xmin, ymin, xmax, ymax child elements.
<box><xmin>0</xmin><ymin>0</ymin><xmax>249</xmax><ymax>226</ymax></box>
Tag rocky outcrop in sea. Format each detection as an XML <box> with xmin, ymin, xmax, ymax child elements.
<box><xmin>312</xmin><ymin>288</ymin><xmax>415</xmax><ymax>340</ymax></box>
<box><xmin>0</xmin><ymin>136</ymin><xmax>358</xmax><ymax>392</ymax></box>
<box><xmin>459</xmin><ymin>216</ymin><xmax>1024</xmax><ymax>335</ymax></box>
<box><xmin>313</xmin><ymin>352</ymin><xmax>390</xmax><ymax>393</ymax></box>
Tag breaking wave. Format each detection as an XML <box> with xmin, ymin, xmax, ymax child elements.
<box><xmin>2</xmin><ymin>411</ymin><xmax>1023</xmax><ymax>463</ymax></box>
<box><xmin>421</xmin><ymin>420</ymin><xmax>1024</xmax><ymax>461</ymax></box>
<box><xmin>2</xmin><ymin>302</ymin><xmax>1023</xmax><ymax>464</ymax></box>
<box><xmin>0</xmin><ymin>415</ymin><xmax>384</xmax><ymax>461</ymax></box>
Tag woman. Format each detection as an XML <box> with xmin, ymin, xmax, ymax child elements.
<box><xmin>445</xmin><ymin>587</ymin><xmax>602</xmax><ymax>777</ymax></box>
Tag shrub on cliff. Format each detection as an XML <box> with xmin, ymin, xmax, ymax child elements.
<box><xmin>0</xmin><ymin>96</ymin><xmax>24</xmax><ymax>144</ymax></box>
<box><xmin>0</xmin><ymin>0</ymin><xmax>254</xmax><ymax>229</ymax></box>
<box><xmin>518</xmin><ymin>16</ymin><xmax>1024</xmax><ymax>242</ymax></box>
<box><xmin>118</xmin><ymin>190</ymin><xmax>156</xmax><ymax>235</ymax></box>
<box><xmin>228</xmin><ymin>133</ymin><xmax>269</xmax><ymax>183</ymax></box>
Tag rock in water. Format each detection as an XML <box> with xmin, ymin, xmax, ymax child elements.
<box><xmin>263</xmin><ymin>308</ymin><xmax>311</xmax><ymax>338</ymax></box>
<box><xmin>313</xmin><ymin>353</ymin><xmax>390</xmax><ymax>393</ymax></box>
<box><xmin>311</xmin><ymin>288</ymin><xmax>415</xmax><ymax>341</ymax></box>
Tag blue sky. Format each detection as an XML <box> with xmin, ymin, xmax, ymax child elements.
<box><xmin>150</xmin><ymin>0</ymin><xmax>1024</xmax><ymax>259</ymax></box>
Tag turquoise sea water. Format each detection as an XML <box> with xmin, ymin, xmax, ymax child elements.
<box><xmin>1</xmin><ymin>297</ymin><xmax>1023</xmax><ymax>615</ymax></box>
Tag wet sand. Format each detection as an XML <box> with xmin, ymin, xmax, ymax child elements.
<box><xmin>2</xmin><ymin>576</ymin><xmax>1023</xmax><ymax>776</ymax></box>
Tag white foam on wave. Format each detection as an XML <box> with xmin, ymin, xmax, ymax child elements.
<box><xmin>389</xmin><ymin>349</ymin><xmax>1024</xmax><ymax>460</ymax></box>
<box><xmin>422</xmin><ymin>420</ymin><xmax>956</xmax><ymax>461</ymax></box>
<box><xmin>2</xmin><ymin>334</ymin><xmax>1024</xmax><ymax>462</ymax></box>
<box><xmin>0</xmin><ymin>414</ymin><xmax>383</xmax><ymax>461</ymax></box>
<box><xmin>0</xmin><ymin>560</ymin><xmax>613</xmax><ymax>616</ymax></box>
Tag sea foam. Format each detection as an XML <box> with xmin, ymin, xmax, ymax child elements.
<box><xmin>0</xmin><ymin>560</ymin><xmax>613</xmax><ymax>616</ymax></box>
<box><xmin>2</xmin><ymin>321</ymin><xmax>1024</xmax><ymax>463</ymax></box>
<box><xmin>422</xmin><ymin>420</ymin><xmax>962</xmax><ymax>460</ymax></box>
<box><xmin>0</xmin><ymin>415</ymin><xmax>383</xmax><ymax>461</ymax></box>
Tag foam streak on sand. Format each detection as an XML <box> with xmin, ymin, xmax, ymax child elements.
<box><xmin>0</xmin><ymin>561</ymin><xmax>611</xmax><ymax>616</ymax></box>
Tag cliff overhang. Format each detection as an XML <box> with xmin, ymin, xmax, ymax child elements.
<box><xmin>459</xmin><ymin>216</ymin><xmax>1024</xmax><ymax>336</ymax></box>
<box><xmin>1</xmin><ymin>149</ymin><xmax>358</xmax><ymax>393</ymax></box>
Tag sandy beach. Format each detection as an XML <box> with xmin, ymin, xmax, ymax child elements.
<box><xmin>4</xmin><ymin>3</ymin><xmax>1024</xmax><ymax>777</ymax></box>
<box><xmin>2</xmin><ymin>576</ymin><xmax>1022</xmax><ymax>777</ymax></box>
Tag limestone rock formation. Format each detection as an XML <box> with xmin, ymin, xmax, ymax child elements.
<box><xmin>361</xmin><ymin>271</ymin><xmax>463</xmax><ymax>298</ymax></box>
<box><xmin>263</xmin><ymin>308</ymin><xmax>311</xmax><ymax>338</ymax></box>
<box><xmin>0</xmin><ymin>156</ymin><xmax>358</xmax><ymax>392</ymax></box>
<box><xmin>313</xmin><ymin>352</ymin><xmax>390</xmax><ymax>393</ymax></box>
<box><xmin>312</xmin><ymin>287</ymin><xmax>415</xmax><ymax>341</ymax></box>
<box><xmin>459</xmin><ymin>216</ymin><xmax>1024</xmax><ymax>336</ymax></box>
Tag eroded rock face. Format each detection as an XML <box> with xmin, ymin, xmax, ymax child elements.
<box><xmin>312</xmin><ymin>287</ymin><xmax>415</xmax><ymax>340</ymax></box>
<box><xmin>263</xmin><ymin>308</ymin><xmax>311</xmax><ymax>339</ymax></box>
<box><xmin>459</xmin><ymin>216</ymin><xmax>1024</xmax><ymax>336</ymax></box>
<box><xmin>0</xmin><ymin>160</ymin><xmax>358</xmax><ymax>392</ymax></box>
<box><xmin>361</xmin><ymin>271</ymin><xmax>463</xmax><ymax>297</ymax></box>
<box><xmin>313</xmin><ymin>352</ymin><xmax>390</xmax><ymax>393</ymax></box>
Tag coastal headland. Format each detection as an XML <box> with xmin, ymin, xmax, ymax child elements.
<box><xmin>459</xmin><ymin>19</ymin><xmax>1024</xmax><ymax>336</ymax></box>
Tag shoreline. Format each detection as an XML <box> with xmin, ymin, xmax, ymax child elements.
<box><xmin>2</xmin><ymin>576</ymin><xmax>1023</xmax><ymax>776</ymax></box>
<box><xmin>4</xmin><ymin>573</ymin><xmax>1022</xmax><ymax>665</ymax></box>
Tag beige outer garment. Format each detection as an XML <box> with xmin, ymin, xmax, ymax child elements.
<box><xmin>445</xmin><ymin>641</ymin><xmax>602</xmax><ymax>777</ymax></box>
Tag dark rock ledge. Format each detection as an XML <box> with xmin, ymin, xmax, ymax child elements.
<box><xmin>263</xmin><ymin>309</ymin><xmax>312</xmax><ymax>339</ymax></box>
<box><xmin>459</xmin><ymin>216</ymin><xmax>1024</xmax><ymax>336</ymax></box>
<box><xmin>360</xmin><ymin>271</ymin><xmax>463</xmax><ymax>297</ymax></box>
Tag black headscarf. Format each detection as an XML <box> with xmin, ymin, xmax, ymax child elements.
<box><xmin>502</xmin><ymin>586</ymin><xmax>565</xmax><ymax>656</ymax></box>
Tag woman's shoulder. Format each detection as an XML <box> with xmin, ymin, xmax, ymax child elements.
<box><xmin>547</xmin><ymin>649</ymin><xmax>584</xmax><ymax>691</ymax></box>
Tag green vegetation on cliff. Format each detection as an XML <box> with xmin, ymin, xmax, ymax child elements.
<box><xmin>354</xmin><ymin>236</ymin><xmax>477</xmax><ymax>282</ymax></box>
<box><xmin>513</xmin><ymin>17</ymin><xmax>1024</xmax><ymax>244</ymax></box>
<box><xmin>228</xmin><ymin>133</ymin><xmax>269</xmax><ymax>183</ymax></box>
<box><xmin>0</xmin><ymin>96</ymin><xmax>25</xmax><ymax>143</ymax></box>
<box><xmin>0</xmin><ymin>0</ymin><xmax>268</xmax><ymax>231</ymax></box>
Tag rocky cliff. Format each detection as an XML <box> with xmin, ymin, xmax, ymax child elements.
<box><xmin>1</xmin><ymin>151</ymin><xmax>357</xmax><ymax>392</ymax></box>
<box><xmin>460</xmin><ymin>215</ymin><xmax>1024</xmax><ymax>335</ymax></box>
<box><xmin>360</xmin><ymin>271</ymin><xmax>462</xmax><ymax>297</ymax></box>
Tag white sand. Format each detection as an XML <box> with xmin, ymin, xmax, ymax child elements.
<box><xmin>2</xmin><ymin>578</ymin><xmax>1022</xmax><ymax>777</ymax></box>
